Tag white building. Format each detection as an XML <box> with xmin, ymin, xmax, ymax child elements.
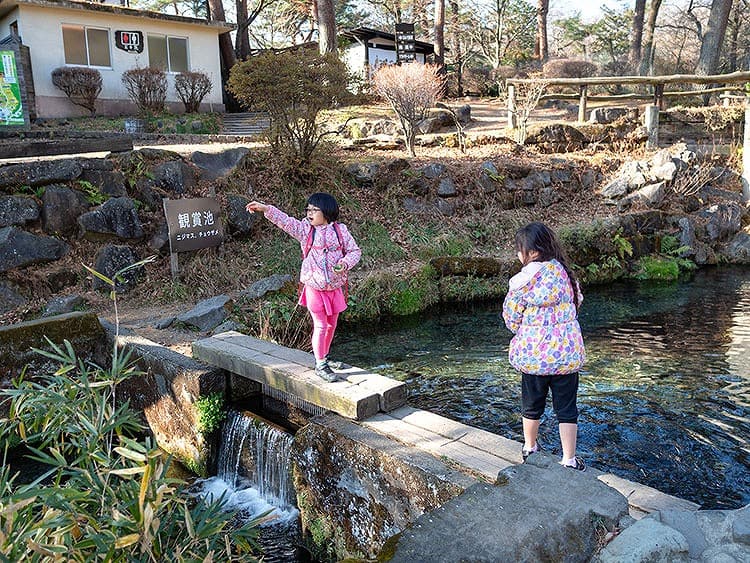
<box><xmin>341</xmin><ymin>27</ymin><xmax>435</xmax><ymax>83</ymax></box>
<box><xmin>0</xmin><ymin>0</ymin><xmax>232</xmax><ymax>118</ymax></box>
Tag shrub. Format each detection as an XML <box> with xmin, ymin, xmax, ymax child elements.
<box><xmin>0</xmin><ymin>340</ymin><xmax>262</xmax><ymax>561</ymax></box>
<box><xmin>542</xmin><ymin>58</ymin><xmax>598</xmax><ymax>78</ymax></box>
<box><xmin>50</xmin><ymin>66</ymin><xmax>102</xmax><ymax>115</ymax></box>
<box><xmin>226</xmin><ymin>49</ymin><xmax>350</xmax><ymax>181</ymax></box>
<box><xmin>121</xmin><ymin>67</ymin><xmax>167</xmax><ymax>115</ymax></box>
<box><xmin>175</xmin><ymin>70</ymin><xmax>212</xmax><ymax>113</ymax></box>
<box><xmin>372</xmin><ymin>63</ymin><xmax>445</xmax><ymax>156</ymax></box>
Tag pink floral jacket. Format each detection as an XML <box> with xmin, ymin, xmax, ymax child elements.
<box><xmin>264</xmin><ymin>205</ymin><xmax>361</xmax><ymax>291</ymax></box>
<box><xmin>502</xmin><ymin>259</ymin><xmax>585</xmax><ymax>375</ymax></box>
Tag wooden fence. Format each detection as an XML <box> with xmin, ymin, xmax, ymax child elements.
<box><xmin>505</xmin><ymin>71</ymin><xmax>750</xmax><ymax>202</ymax></box>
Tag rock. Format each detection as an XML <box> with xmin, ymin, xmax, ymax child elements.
<box><xmin>292</xmin><ymin>414</ymin><xmax>473</xmax><ymax>560</ymax></box>
<box><xmin>429</xmin><ymin>256</ymin><xmax>505</xmax><ymax>277</ymax></box>
<box><xmin>43</xmin><ymin>294</ymin><xmax>85</xmax><ymax>317</ymax></box>
<box><xmin>595</xmin><ymin>517</ymin><xmax>690</xmax><ymax>563</ymax></box>
<box><xmin>589</xmin><ymin>107</ymin><xmax>629</xmax><ymax>124</ymax></box>
<box><xmin>41</xmin><ymin>185</ymin><xmax>90</xmax><ymax>236</ymax></box>
<box><xmin>345</xmin><ymin>162</ymin><xmax>380</xmax><ymax>188</ymax></box>
<box><xmin>0</xmin><ymin>281</ymin><xmax>27</xmax><ymax>314</ymax></box>
<box><xmin>0</xmin><ymin>195</ymin><xmax>39</xmax><ymax>227</ymax></box>
<box><xmin>150</xmin><ymin>161</ymin><xmax>196</xmax><ymax>195</ymax></box>
<box><xmin>78</xmin><ymin>197</ymin><xmax>144</xmax><ymax>241</ymax></box>
<box><xmin>92</xmin><ymin>244</ymin><xmax>142</xmax><ymax>292</ymax></box>
<box><xmin>436</xmin><ymin>198</ymin><xmax>455</xmax><ymax>216</ymax></box>
<box><xmin>154</xmin><ymin>316</ymin><xmax>175</xmax><ymax>329</ymax></box>
<box><xmin>0</xmin><ymin>159</ymin><xmax>82</xmax><ymax>189</ymax></box>
<box><xmin>475</xmin><ymin>162</ymin><xmax>500</xmax><ymax>194</ymax></box>
<box><xmin>436</xmin><ymin>177</ymin><xmax>457</xmax><ymax>197</ymax></box>
<box><xmin>526</xmin><ymin>123</ymin><xmax>587</xmax><ymax>152</ymax></box>
<box><xmin>226</xmin><ymin>194</ymin><xmax>259</xmax><ymax>236</ymax></box>
<box><xmin>176</xmin><ymin>295</ymin><xmax>233</xmax><ymax>331</ymax></box>
<box><xmin>391</xmin><ymin>455</ymin><xmax>628</xmax><ymax>563</ymax></box>
<box><xmin>190</xmin><ymin>147</ymin><xmax>250</xmax><ymax>181</ymax></box>
<box><xmin>619</xmin><ymin>181</ymin><xmax>667</xmax><ymax>210</ymax></box>
<box><xmin>80</xmin><ymin>168</ymin><xmax>127</xmax><ymax>198</ymax></box>
<box><xmin>0</xmin><ymin>227</ymin><xmax>69</xmax><ymax>273</ymax></box>
<box><xmin>239</xmin><ymin>274</ymin><xmax>293</xmax><ymax>300</ymax></box>
<box><xmin>403</xmin><ymin>197</ymin><xmax>431</xmax><ymax>214</ymax></box>
<box><xmin>722</xmin><ymin>231</ymin><xmax>750</xmax><ymax>263</ymax></box>
<box><xmin>700</xmin><ymin>203</ymin><xmax>743</xmax><ymax>242</ymax></box>
<box><xmin>422</xmin><ymin>163</ymin><xmax>447</xmax><ymax>179</ymax></box>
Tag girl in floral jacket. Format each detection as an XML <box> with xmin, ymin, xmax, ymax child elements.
<box><xmin>502</xmin><ymin>222</ymin><xmax>586</xmax><ymax>471</ymax></box>
<box><xmin>246</xmin><ymin>193</ymin><xmax>361</xmax><ymax>382</ymax></box>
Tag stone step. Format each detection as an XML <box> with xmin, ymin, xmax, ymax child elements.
<box><xmin>192</xmin><ymin>331</ymin><xmax>406</xmax><ymax>420</ymax></box>
<box><xmin>222</xmin><ymin>112</ymin><xmax>271</xmax><ymax>135</ymax></box>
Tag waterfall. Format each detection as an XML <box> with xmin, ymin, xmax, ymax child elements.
<box><xmin>215</xmin><ymin>409</ymin><xmax>296</xmax><ymax>511</ymax></box>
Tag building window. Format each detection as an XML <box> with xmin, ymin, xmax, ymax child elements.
<box><xmin>62</xmin><ymin>24</ymin><xmax>111</xmax><ymax>67</ymax></box>
<box><xmin>147</xmin><ymin>34</ymin><xmax>188</xmax><ymax>73</ymax></box>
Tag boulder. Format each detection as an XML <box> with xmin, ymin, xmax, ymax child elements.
<box><xmin>239</xmin><ymin>274</ymin><xmax>294</xmax><ymax>300</ymax></box>
<box><xmin>191</xmin><ymin>147</ymin><xmax>250</xmax><ymax>181</ymax></box>
<box><xmin>0</xmin><ymin>281</ymin><xmax>27</xmax><ymax>314</ymax></box>
<box><xmin>41</xmin><ymin>185</ymin><xmax>90</xmax><ymax>236</ymax></box>
<box><xmin>92</xmin><ymin>244</ymin><xmax>142</xmax><ymax>292</ymax></box>
<box><xmin>225</xmin><ymin>194</ymin><xmax>259</xmax><ymax>236</ymax></box>
<box><xmin>0</xmin><ymin>159</ymin><xmax>82</xmax><ymax>189</ymax></box>
<box><xmin>78</xmin><ymin>197</ymin><xmax>144</xmax><ymax>241</ymax></box>
<box><xmin>0</xmin><ymin>195</ymin><xmax>39</xmax><ymax>227</ymax></box>
<box><xmin>175</xmin><ymin>295</ymin><xmax>233</xmax><ymax>332</ymax></box>
<box><xmin>150</xmin><ymin>161</ymin><xmax>196</xmax><ymax>195</ymax></box>
<box><xmin>0</xmin><ymin>227</ymin><xmax>69</xmax><ymax>272</ymax></box>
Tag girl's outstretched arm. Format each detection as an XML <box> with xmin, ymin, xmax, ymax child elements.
<box><xmin>256</xmin><ymin>204</ymin><xmax>309</xmax><ymax>242</ymax></box>
<box><xmin>246</xmin><ymin>201</ymin><xmax>268</xmax><ymax>213</ymax></box>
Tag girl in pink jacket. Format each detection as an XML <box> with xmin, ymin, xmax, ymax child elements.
<box><xmin>246</xmin><ymin>193</ymin><xmax>361</xmax><ymax>382</ymax></box>
<box><xmin>502</xmin><ymin>222</ymin><xmax>586</xmax><ymax>471</ymax></box>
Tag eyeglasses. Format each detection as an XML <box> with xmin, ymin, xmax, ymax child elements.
<box><xmin>306</xmin><ymin>207</ymin><xmax>322</xmax><ymax>214</ymax></box>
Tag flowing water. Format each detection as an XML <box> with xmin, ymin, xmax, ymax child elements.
<box><xmin>335</xmin><ymin>266</ymin><xmax>750</xmax><ymax>510</ymax></box>
<box><xmin>195</xmin><ymin>410</ymin><xmax>304</xmax><ymax>561</ymax></box>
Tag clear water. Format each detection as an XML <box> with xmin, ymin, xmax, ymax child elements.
<box><xmin>334</xmin><ymin>266</ymin><xmax>750</xmax><ymax>510</ymax></box>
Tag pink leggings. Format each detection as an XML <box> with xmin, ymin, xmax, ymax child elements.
<box><xmin>309</xmin><ymin>310</ymin><xmax>339</xmax><ymax>361</ymax></box>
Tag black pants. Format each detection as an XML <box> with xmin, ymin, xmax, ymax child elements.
<box><xmin>521</xmin><ymin>372</ymin><xmax>579</xmax><ymax>424</ymax></box>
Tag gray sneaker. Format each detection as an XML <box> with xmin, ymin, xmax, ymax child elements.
<box><xmin>315</xmin><ymin>363</ymin><xmax>337</xmax><ymax>382</ymax></box>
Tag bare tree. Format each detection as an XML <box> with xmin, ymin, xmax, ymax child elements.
<box><xmin>639</xmin><ymin>0</ymin><xmax>663</xmax><ymax>75</ymax></box>
<box><xmin>534</xmin><ymin>0</ymin><xmax>549</xmax><ymax>61</ymax></box>
<box><xmin>695</xmin><ymin>0</ymin><xmax>734</xmax><ymax>76</ymax></box>
<box><xmin>372</xmin><ymin>62</ymin><xmax>445</xmax><ymax>156</ymax></box>
<box><xmin>629</xmin><ymin>0</ymin><xmax>646</xmax><ymax>71</ymax></box>
<box><xmin>435</xmin><ymin>0</ymin><xmax>446</xmax><ymax>69</ymax></box>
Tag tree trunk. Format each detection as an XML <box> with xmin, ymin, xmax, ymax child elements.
<box><xmin>316</xmin><ymin>0</ymin><xmax>337</xmax><ymax>54</ymax></box>
<box><xmin>450</xmin><ymin>0</ymin><xmax>463</xmax><ymax>96</ymax></box>
<box><xmin>639</xmin><ymin>0</ymin><xmax>663</xmax><ymax>75</ymax></box>
<box><xmin>434</xmin><ymin>0</ymin><xmax>445</xmax><ymax>68</ymax></box>
<box><xmin>235</xmin><ymin>0</ymin><xmax>250</xmax><ymax>60</ymax></box>
<box><xmin>695</xmin><ymin>0</ymin><xmax>733</xmax><ymax>76</ymax></box>
<box><xmin>629</xmin><ymin>0</ymin><xmax>646</xmax><ymax>71</ymax></box>
<box><xmin>207</xmin><ymin>0</ymin><xmax>236</xmax><ymax>71</ymax></box>
<box><xmin>534</xmin><ymin>0</ymin><xmax>549</xmax><ymax>61</ymax></box>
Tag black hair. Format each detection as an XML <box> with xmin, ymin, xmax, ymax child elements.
<box><xmin>514</xmin><ymin>222</ymin><xmax>580</xmax><ymax>309</ymax></box>
<box><xmin>307</xmin><ymin>192</ymin><xmax>339</xmax><ymax>223</ymax></box>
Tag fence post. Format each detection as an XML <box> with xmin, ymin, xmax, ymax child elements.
<box><xmin>578</xmin><ymin>85</ymin><xmax>588</xmax><ymax>122</ymax></box>
<box><xmin>645</xmin><ymin>105</ymin><xmax>659</xmax><ymax>149</ymax></box>
<box><xmin>507</xmin><ymin>84</ymin><xmax>517</xmax><ymax>129</ymax></box>
<box><xmin>743</xmin><ymin>104</ymin><xmax>750</xmax><ymax>203</ymax></box>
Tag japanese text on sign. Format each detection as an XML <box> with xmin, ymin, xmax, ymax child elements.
<box><xmin>163</xmin><ymin>198</ymin><xmax>224</xmax><ymax>253</ymax></box>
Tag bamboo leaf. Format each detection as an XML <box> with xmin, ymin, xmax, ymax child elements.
<box><xmin>82</xmin><ymin>263</ymin><xmax>114</xmax><ymax>286</ymax></box>
<box><xmin>184</xmin><ymin>504</ymin><xmax>195</xmax><ymax>539</ymax></box>
<box><xmin>114</xmin><ymin>533</ymin><xmax>140</xmax><ymax>549</ymax></box>
<box><xmin>114</xmin><ymin>447</ymin><xmax>147</xmax><ymax>463</ymax></box>
<box><xmin>110</xmin><ymin>467</ymin><xmax>146</xmax><ymax>477</ymax></box>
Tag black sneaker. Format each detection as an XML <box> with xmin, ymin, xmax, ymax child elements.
<box><xmin>563</xmin><ymin>456</ymin><xmax>586</xmax><ymax>472</ymax></box>
<box><xmin>315</xmin><ymin>363</ymin><xmax>337</xmax><ymax>382</ymax></box>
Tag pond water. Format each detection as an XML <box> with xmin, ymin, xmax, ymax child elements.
<box><xmin>335</xmin><ymin>266</ymin><xmax>750</xmax><ymax>510</ymax></box>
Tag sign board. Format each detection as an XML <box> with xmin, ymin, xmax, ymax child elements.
<box><xmin>395</xmin><ymin>23</ymin><xmax>416</xmax><ymax>64</ymax></box>
<box><xmin>0</xmin><ymin>50</ymin><xmax>24</xmax><ymax>126</ymax></box>
<box><xmin>163</xmin><ymin>198</ymin><xmax>224</xmax><ymax>253</ymax></box>
<box><xmin>115</xmin><ymin>30</ymin><xmax>144</xmax><ymax>53</ymax></box>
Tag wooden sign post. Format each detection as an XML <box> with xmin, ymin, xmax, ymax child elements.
<box><xmin>163</xmin><ymin>198</ymin><xmax>225</xmax><ymax>279</ymax></box>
